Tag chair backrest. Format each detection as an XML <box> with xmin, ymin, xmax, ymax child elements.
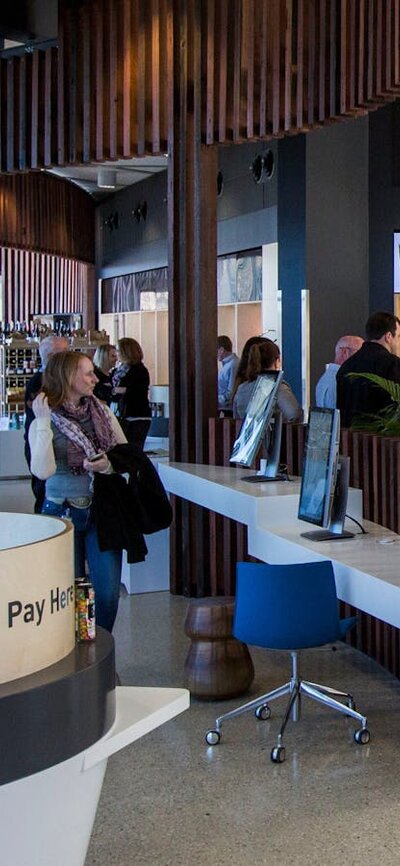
<box><xmin>233</xmin><ymin>560</ymin><xmax>341</xmax><ymax>650</ymax></box>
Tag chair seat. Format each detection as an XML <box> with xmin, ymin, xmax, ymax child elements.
<box><xmin>204</xmin><ymin>561</ymin><xmax>370</xmax><ymax>763</ymax></box>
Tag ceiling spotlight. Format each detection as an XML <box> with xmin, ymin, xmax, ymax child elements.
<box><xmin>97</xmin><ymin>168</ymin><xmax>117</xmax><ymax>189</ymax></box>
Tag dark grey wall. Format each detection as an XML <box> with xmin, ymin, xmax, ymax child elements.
<box><xmin>217</xmin><ymin>141</ymin><xmax>278</xmax><ymax>253</ymax></box>
<box><xmin>96</xmin><ymin>171</ymin><xmax>168</xmax><ymax>279</ymax></box>
<box><xmin>97</xmin><ymin>141</ymin><xmax>279</xmax><ymax>281</ymax></box>
<box><xmin>369</xmin><ymin>103</ymin><xmax>400</xmax><ymax>312</ymax></box>
<box><xmin>306</xmin><ymin>117</ymin><xmax>370</xmax><ymax>396</ymax></box>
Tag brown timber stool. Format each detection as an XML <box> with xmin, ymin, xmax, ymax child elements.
<box><xmin>183</xmin><ymin>597</ymin><xmax>255</xmax><ymax>699</ymax></box>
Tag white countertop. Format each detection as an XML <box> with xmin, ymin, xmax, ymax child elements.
<box><xmin>159</xmin><ymin>461</ymin><xmax>400</xmax><ymax>629</ymax></box>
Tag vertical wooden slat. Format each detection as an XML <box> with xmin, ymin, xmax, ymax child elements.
<box><xmin>284</xmin><ymin>0</ymin><xmax>293</xmax><ymax>131</ymax></box>
<box><xmin>271</xmin><ymin>0</ymin><xmax>281</xmax><ymax>135</ymax></box>
<box><xmin>152</xmin><ymin>0</ymin><xmax>161</xmax><ymax>152</ymax></box>
<box><xmin>232</xmin><ymin>0</ymin><xmax>242</xmax><ymax>141</ymax></box>
<box><xmin>17</xmin><ymin>56</ymin><xmax>27</xmax><ymax>170</ymax></box>
<box><xmin>205</xmin><ymin>0</ymin><xmax>215</xmax><ymax>145</ymax></box>
<box><xmin>329</xmin><ymin>0</ymin><xmax>337</xmax><ymax>116</ymax></box>
<box><xmin>6</xmin><ymin>60</ymin><xmax>15</xmax><ymax>172</ymax></box>
<box><xmin>358</xmin><ymin>0</ymin><xmax>366</xmax><ymax>103</ymax></box>
<box><xmin>137</xmin><ymin>0</ymin><xmax>146</xmax><ymax>155</ymax></box>
<box><xmin>259</xmin><ymin>0</ymin><xmax>268</xmax><ymax>136</ymax></box>
<box><xmin>339</xmin><ymin>0</ymin><xmax>348</xmax><ymax>114</ymax></box>
<box><xmin>94</xmin><ymin>1</ymin><xmax>104</xmax><ymax>161</ymax></box>
<box><xmin>122</xmin><ymin>0</ymin><xmax>132</xmax><ymax>156</ymax></box>
<box><xmin>307</xmin><ymin>0</ymin><xmax>316</xmax><ymax>125</ymax></box>
<box><xmin>217</xmin><ymin>0</ymin><xmax>228</xmax><ymax>141</ymax></box>
<box><xmin>57</xmin><ymin>11</ymin><xmax>65</xmax><ymax>166</ymax></box>
<box><xmin>367</xmin><ymin>0</ymin><xmax>374</xmax><ymax>101</ymax></box>
<box><xmin>108</xmin><ymin>0</ymin><xmax>117</xmax><ymax>158</ymax></box>
<box><xmin>395</xmin><ymin>0</ymin><xmax>400</xmax><ymax>85</ymax></box>
<box><xmin>296</xmin><ymin>0</ymin><xmax>305</xmax><ymax>129</ymax></box>
<box><xmin>348</xmin><ymin>0</ymin><xmax>356</xmax><ymax>110</ymax></box>
<box><xmin>244</xmin><ymin>0</ymin><xmax>254</xmax><ymax>138</ymax></box>
<box><xmin>376</xmin><ymin>0</ymin><xmax>383</xmax><ymax>96</ymax></box>
<box><xmin>81</xmin><ymin>5</ymin><xmax>91</xmax><ymax>163</ymax></box>
<box><xmin>318</xmin><ymin>0</ymin><xmax>326</xmax><ymax>121</ymax></box>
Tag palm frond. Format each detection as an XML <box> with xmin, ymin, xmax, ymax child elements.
<box><xmin>346</xmin><ymin>372</ymin><xmax>400</xmax><ymax>435</ymax></box>
<box><xmin>346</xmin><ymin>372</ymin><xmax>400</xmax><ymax>402</ymax></box>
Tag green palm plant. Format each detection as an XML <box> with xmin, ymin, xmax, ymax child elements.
<box><xmin>347</xmin><ymin>372</ymin><xmax>400</xmax><ymax>435</ymax></box>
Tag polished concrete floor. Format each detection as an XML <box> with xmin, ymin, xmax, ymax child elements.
<box><xmin>2</xmin><ymin>480</ymin><xmax>400</xmax><ymax>865</ymax></box>
<box><xmin>83</xmin><ymin>589</ymin><xmax>400</xmax><ymax>866</ymax></box>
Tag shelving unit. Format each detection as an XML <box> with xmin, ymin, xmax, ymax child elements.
<box><xmin>0</xmin><ymin>341</ymin><xmax>40</xmax><ymax>417</ymax></box>
<box><xmin>217</xmin><ymin>301</ymin><xmax>262</xmax><ymax>355</ymax></box>
<box><xmin>99</xmin><ymin>311</ymin><xmax>168</xmax><ymax>385</ymax></box>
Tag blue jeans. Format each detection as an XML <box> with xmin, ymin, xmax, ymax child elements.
<box><xmin>42</xmin><ymin>498</ymin><xmax>122</xmax><ymax>633</ymax></box>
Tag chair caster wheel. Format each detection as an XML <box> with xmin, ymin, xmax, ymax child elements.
<box><xmin>271</xmin><ymin>745</ymin><xmax>285</xmax><ymax>763</ymax></box>
<box><xmin>205</xmin><ymin>729</ymin><xmax>221</xmax><ymax>746</ymax></box>
<box><xmin>255</xmin><ymin>704</ymin><xmax>271</xmax><ymax>721</ymax></box>
<box><xmin>354</xmin><ymin>727</ymin><xmax>370</xmax><ymax>745</ymax></box>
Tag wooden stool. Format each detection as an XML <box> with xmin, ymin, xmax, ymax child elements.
<box><xmin>183</xmin><ymin>597</ymin><xmax>255</xmax><ymax>700</ymax></box>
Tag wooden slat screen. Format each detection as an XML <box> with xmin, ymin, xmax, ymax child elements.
<box><xmin>0</xmin><ymin>171</ymin><xmax>94</xmax><ymax>261</ymax></box>
<box><xmin>1</xmin><ymin>0</ymin><xmax>400</xmax><ymax>170</ymax></box>
<box><xmin>0</xmin><ymin>247</ymin><xmax>89</xmax><ymax>324</ymax></box>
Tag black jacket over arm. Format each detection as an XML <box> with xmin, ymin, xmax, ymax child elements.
<box><xmin>92</xmin><ymin>443</ymin><xmax>173</xmax><ymax>564</ymax></box>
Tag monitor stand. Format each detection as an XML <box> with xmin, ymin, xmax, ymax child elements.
<box><xmin>241</xmin><ymin>412</ymin><xmax>288</xmax><ymax>483</ymax></box>
<box><xmin>241</xmin><ymin>472</ymin><xmax>288</xmax><ymax>483</ymax></box>
<box><xmin>300</xmin><ymin>455</ymin><xmax>354</xmax><ymax>541</ymax></box>
<box><xmin>300</xmin><ymin>528</ymin><xmax>354</xmax><ymax>541</ymax></box>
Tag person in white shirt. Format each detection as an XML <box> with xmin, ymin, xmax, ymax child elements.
<box><xmin>315</xmin><ymin>335</ymin><xmax>364</xmax><ymax>409</ymax></box>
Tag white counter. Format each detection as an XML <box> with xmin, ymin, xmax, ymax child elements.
<box><xmin>0</xmin><ymin>428</ymin><xmax>28</xmax><ymax>479</ymax></box>
<box><xmin>158</xmin><ymin>461</ymin><xmax>400</xmax><ymax>630</ymax></box>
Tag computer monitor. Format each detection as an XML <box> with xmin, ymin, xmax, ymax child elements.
<box><xmin>298</xmin><ymin>406</ymin><xmax>354</xmax><ymax>540</ymax></box>
<box><xmin>229</xmin><ymin>371</ymin><xmax>287</xmax><ymax>482</ymax></box>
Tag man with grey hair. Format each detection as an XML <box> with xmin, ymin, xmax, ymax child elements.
<box><xmin>24</xmin><ymin>334</ymin><xmax>69</xmax><ymax>512</ymax></box>
<box><xmin>315</xmin><ymin>335</ymin><xmax>364</xmax><ymax>409</ymax></box>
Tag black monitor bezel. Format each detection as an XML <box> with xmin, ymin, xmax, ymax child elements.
<box><xmin>297</xmin><ymin>406</ymin><xmax>340</xmax><ymax>528</ymax></box>
<box><xmin>229</xmin><ymin>371</ymin><xmax>283</xmax><ymax>468</ymax></box>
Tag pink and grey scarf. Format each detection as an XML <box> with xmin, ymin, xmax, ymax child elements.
<box><xmin>51</xmin><ymin>395</ymin><xmax>118</xmax><ymax>474</ymax></box>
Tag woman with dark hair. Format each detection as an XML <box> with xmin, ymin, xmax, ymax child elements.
<box><xmin>93</xmin><ymin>342</ymin><xmax>118</xmax><ymax>405</ymax></box>
<box><xmin>112</xmin><ymin>337</ymin><xmax>152</xmax><ymax>449</ymax></box>
<box><xmin>29</xmin><ymin>351</ymin><xmax>127</xmax><ymax>632</ymax></box>
<box><xmin>233</xmin><ymin>339</ymin><xmax>303</xmax><ymax>423</ymax></box>
<box><xmin>231</xmin><ymin>335</ymin><xmax>271</xmax><ymax>402</ymax></box>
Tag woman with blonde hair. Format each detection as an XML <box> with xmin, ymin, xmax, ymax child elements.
<box><xmin>112</xmin><ymin>337</ymin><xmax>151</xmax><ymax>448</ymax></box>
<box><xmin>93</xmin><ymin>342</ymin><xmax>118</xmax><ymax>404</ymax></box>
<box><xmin>233</xmin><ymin>339</ymin><xmax>303</xmax><ymax>423</ymax></box>
<box><xmin>29</xmin><ymin>350</ymin><xmax>127</xmax><ymax>632</ymax></box>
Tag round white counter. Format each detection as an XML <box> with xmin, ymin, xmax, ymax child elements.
<box><xmin>0</xmin><ymin>512</ymin><xmax>75</xmax><ymax>683</ymax></box>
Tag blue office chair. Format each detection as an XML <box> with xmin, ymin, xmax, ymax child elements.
<box><xmin>205</xmin><ymin>560</ymin><xmax>370</xmax><ymax>763</ymax></box>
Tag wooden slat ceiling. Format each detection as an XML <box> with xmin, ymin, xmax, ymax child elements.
<box><xmin>1</xmin><ymin>0</ymin><xmax>399</xmax><ymax>173</ymax></box>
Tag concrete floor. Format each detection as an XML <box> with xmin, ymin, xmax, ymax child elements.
<box><xmin>2</xmin><ymin>480</ymin><xmax>400</xmax><ymax>865</ymax></box>
<box><xmin>85</xmin><ymin>592</ymin><xmax>400</xmax><ymax>866</ymax></box>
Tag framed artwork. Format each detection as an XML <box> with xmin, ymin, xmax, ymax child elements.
<box><xmin>101</xmin><ymin>267</ymin><xmax>168</xmax><ymax>313</ymax></box>
<box><xmin>217</xmin><ymin>248</ymin><xmax>262</xmax><ymax>304</ymax></box>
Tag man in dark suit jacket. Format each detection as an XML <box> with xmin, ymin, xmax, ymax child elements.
<box><xmin>336</xmin><ymin>310</ymin><xmax>400</xmax><ymax>428</ymax></box>
<box><xmin>24</xmin><ymin>335</ymin><xmax>69</xmax><ymax>512</ymax></box>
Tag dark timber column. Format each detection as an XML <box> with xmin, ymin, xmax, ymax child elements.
<box><xmin>168</xmin><ymin>0</ymin><xmax>218</xmax><ymax>595</ymax></box>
